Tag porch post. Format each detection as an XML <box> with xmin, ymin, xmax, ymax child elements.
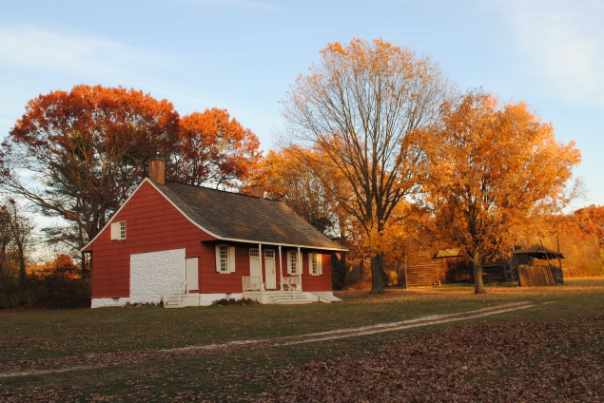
<box><xmin>259</xmin><ymin>243</ymin><xmax>265</xmax><ymax>291</ymax></box>
<box><xmin>298</xmin><ymin>246</ymin><xmax>303</xmax><ymax>291</ymax></box>
<box><xmin>278</xmin><ymin>245</ymin><xmax>283</xmax><ymax>291</ymax></box>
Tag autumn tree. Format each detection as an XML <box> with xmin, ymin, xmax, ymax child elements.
<box><xmin>1</xmin><ymin>199</ymin><xmax>34</xmax><ymax>285</ymax></box>
<box><xmin>370</xmin><ymin>201</ymin><xmax>435</xmax><ymax>287</ymax></box>
<box><xmin>0</xmin><ymin>207</ymin><xmax>11</xmax><ymax>279</ymax></box>
<box><xmin>172</xmin><ymin>108</ymin><xmax>261</xmax><ymax>189</ymax></box>
<box><xmin>281</xmin><ymin>38</ymin><xmax>451</xmax><ymax>293</ymax></box>
<box><xmin>1</xmin><ymin>85</ymin><xmax>180</xmax><ymax>250</ymax></box>
<box><xmin>420</xmin><ymin>91</ymin><xmax>581</xmax><ymax>293</ymax></box>
<box><xmin>572</xmin><ymin>205</ymin><xmax>604</xmax><ymax>247</ymax></box>
<box><xmin>259</xmin><ymin>146</ymin><xmax>343</xmax><ymax>235</ymax></box>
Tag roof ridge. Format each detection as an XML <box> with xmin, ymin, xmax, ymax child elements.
<box><xmin>165</xmin><ymin>180</ymin><xmax>283</xmax><ymax>203</ymax></box>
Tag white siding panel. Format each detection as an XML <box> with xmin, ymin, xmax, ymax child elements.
<box><xmin>130</xmin><ymin>248</ymin><xmax>185</xmax><ymax>304</ymax></box>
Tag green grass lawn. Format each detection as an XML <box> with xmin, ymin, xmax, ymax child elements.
<box><xmin>1</xmin><ymin>278</ymin><xmax>603</xmax><ymax>402</ymax></box>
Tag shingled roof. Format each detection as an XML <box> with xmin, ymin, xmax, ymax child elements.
<box><xmin>155</xmin><ymin>181</ymin><xmax>347</xmax><ymax>251</ymax></box>
<box><xmin>513</xmin><ymin>244</ymin><xmax>564</xmax><ymax>259</ymax></box>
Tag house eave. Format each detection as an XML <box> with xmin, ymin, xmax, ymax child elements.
<box><xmin>206</xmin><ymin>237</ymin><xmax>348</xmax><ymax>252</ymax></box>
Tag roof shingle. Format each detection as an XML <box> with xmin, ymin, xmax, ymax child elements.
<box><xmin>155</xmin><ymin>181</ymin><xmax>347</xmax><ymax>251</ymax></box>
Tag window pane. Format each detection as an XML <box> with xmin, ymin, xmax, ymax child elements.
<box><xmin>290</xmin><ymin>251</ymin><xmax>297</xmax><ymax>274</ymax></box>
<box><xmin>219</xmin><ymin>246</ymin><xmax>229</xmax><ymax>272</ymax></box>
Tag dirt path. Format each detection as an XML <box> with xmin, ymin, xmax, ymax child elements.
<box><xmin>0</xmin><ymin>301</ymin><xmax>534</xmax><ymax>378</ymax></box>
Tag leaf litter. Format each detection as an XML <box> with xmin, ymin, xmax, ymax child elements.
<box><xmin>1</xmin><ymin>306</ymin><xmax>602</xmax><ymax>402</ymax></box>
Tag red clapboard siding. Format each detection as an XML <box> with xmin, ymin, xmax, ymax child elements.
<box><xmin>301</xmin><ymin>253</ymin><xmax>332</xmax><ymax>291</ymax></box>
<box><xmin>85</xmin><ymin>181</ymin><xmax>215</xmax><ymax>298</ymax></box>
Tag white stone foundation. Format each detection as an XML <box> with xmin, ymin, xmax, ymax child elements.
<box><xmin>91</xmin><ymin>297</ymin><xmax>131</xmax><ymax>308</ymax></box>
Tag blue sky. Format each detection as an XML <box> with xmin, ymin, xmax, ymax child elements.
<box><xmin>1</xmin><ymin>0</ymin><xmax>603</xmax><ymax>209</ymax></box>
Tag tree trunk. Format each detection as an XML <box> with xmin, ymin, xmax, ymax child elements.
<box><xmin>473</xmin><ymin>250</ymin><xmax>486</xmax><ymax>294</ymax></box>
<box><xmin>370</xmin><ymin>252</ymin><xmax>385</xmax><ymax>294</ymax></box>
<box><xmin>17</xmin><ymin>242</ymin><xmax>26</xmax><ymax>286</ymax></box>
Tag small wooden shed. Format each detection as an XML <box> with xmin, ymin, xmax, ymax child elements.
<box><xmin>404</xmin><ymin>249</ymin><xmax>471</xmax><ymax>287</ymax></box>
<box><xmin>513</xmin><ymin>245</ymin><xmax>564</xmax><ymax>286</ymax></box>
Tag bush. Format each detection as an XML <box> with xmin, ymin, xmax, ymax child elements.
<box><xmin>0</xmin><ymin>273</ymin><xmax>90</xmax><ymax>310</ymax></box>
<box><xmin>212</xmin><ymin>297</ymin><xmax>258</xmax><ymax>306</ymax></box>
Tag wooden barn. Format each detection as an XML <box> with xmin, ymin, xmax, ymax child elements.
<box><xmin>82</xmin><ymin>158</ymin><xmax>347</xmax><ymax>308</ymax></box>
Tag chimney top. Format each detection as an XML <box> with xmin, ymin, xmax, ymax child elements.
<box><xmin>250</xmin><ymin>184</ymin><xmax>265</xmax><ymax>199</ymax></box>
<box><xmin>148</xmin><ymin>157</ymin><xmax>166</xmax><ymax>186</ymax></box>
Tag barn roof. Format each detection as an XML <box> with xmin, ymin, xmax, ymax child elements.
<box><xmin>155</xmin><ymin>180</ymin><xmax>347</xmax><ymax>251</ymax></box>
<box><xmin>434</xmin><ymin>248</ymin><xmax>464</xmax><ymax>258</ymax></box>
<box><xmin>513</xmin><ymin>244</ymin><xmax>564</xmax><ymax>259</ymax></box>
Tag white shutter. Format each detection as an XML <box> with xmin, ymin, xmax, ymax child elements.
<box><xmin>215</xmin><ymin>245</ymin><xmax>222</xmax><ymax>272</ymax></box>
<box><xmin>110</xmin><ymin>222</ymin><xmax>119</xmax><ymax>240</ymax></box>
<box><xmin>309</xmin><ymin>253</ymin><xmax>323</xmax><ymax>276</ymax></box>
<box><xmin>317</xmin><ymin>253</ymin><xmax>323</xmax><ymax>275</ymax></box>
<box><xmin>228</xmin><ymin>246</ymin><xmax>236</xmax><ymax>273</ymax></box>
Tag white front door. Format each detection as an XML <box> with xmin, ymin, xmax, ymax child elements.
<box><xmin>186</xmin><ymin>258</ymin><xmax>199</xmax><ymax>293</ymax></box>
<box><xmin>265</xmin><ymin>250</ymin><xmax>276</xmax><ymax>289</ymax></box>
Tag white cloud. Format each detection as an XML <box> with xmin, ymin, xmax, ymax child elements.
<box><xmin>0</xmin><ymin>25</ymin><xmax>162</xmax><ymax>81</ymax></box>
<box><xmin>496</xmin><ymin>0</ymin><xmax>604</xmax><ymax>106</ymax></box>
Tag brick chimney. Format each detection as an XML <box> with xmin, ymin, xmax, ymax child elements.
<box><xmin>148</xmin><ymin>157</ymin><xmax>166</xmax><ymax>186</ymax></box>
<box><xmin>250</xmin><ymin>184</ymin><xmax>265</xmax><ymax>198</ymax></box>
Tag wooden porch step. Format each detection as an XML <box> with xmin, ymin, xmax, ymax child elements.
<box><xmin>164</xmin><ymin>293</ymin><xmax>199</xmax><ymax>308</ymax></box>
<box><xmin>268</xmin><ymin>291</ymin><xmax>313</xmax><ymax>304</ymax></box>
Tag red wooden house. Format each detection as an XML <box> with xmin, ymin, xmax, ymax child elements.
<box><xmin>82</xmin><ymin>158</ymin><xmax>347</xmax><ymax>308</ymax></box>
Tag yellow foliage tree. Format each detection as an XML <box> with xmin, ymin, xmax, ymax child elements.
<box><xmin>420</xmin><ymin>91</ymin><xmax>581</xmax><ymax>293</ymax></box>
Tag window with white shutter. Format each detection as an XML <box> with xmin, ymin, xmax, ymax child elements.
<box><xmin>110</xmin><ymin>221</ymin><xmax>126</xmax><ymax>240</ymax></box>
<box><xmin>310</xmin><ymin>253</ymin><xmax>323</xmax><ymax>275</ymax></box>
<box><xmin>287</xmin><ymin>251</ymin><xmax>298</xmax><ymax>275</ymax></box>
<box><xmin>216</xmin><ymin>245</ymin><xmax>236</xmax><ymax>273</ymax></box>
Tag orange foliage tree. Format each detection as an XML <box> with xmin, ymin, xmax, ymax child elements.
<box><xmin>281</xmin><ymin>38</ymin><xmax>451</xmax><ymax>293</ymax></box>
<box><xmin>1</xmin><ymin>85</ymin><xmax>179</xmax><ymax>250</ymax></box>
<box><xmin>529</xmin><ymin>208</ymin><xmax>604</xmax><ymax>277</ymax></box>
<box><xmin>259</xmin><ymin>146</ymin><xmax>345</xmax><ymax>236</ymax></box>
<box><xmin>29</xmin><ymin>254</ymin><xmax>80</xmax><ymax>278</ymax></box>
<box><xmin>172</xmin><ymin>108</ymin><xmax>261</xmax><ymax>189</ymax></box>
<box><xmin>1</xmin><ymin>86</ymin><xmax>261</xmax><ymax>252</ymax></box>
<box><xmin>572</xmin><ymin>205</ymin><xmax>604</xmax><ymax>247</ymax></box>
<box><xmin>420</xmin><ymin>91</ymin><xmax>581</xmax><ymax>293</ymax></box>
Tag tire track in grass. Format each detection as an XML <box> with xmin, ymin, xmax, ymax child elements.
<box><xmin>0</xmin><ymin>301</ymin><xmax>534</xmax><ymax>378</ymax></box>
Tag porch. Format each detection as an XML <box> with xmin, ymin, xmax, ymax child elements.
<box><xmin>162</xmin><ymin>277</ymin><xmax>341</xmax><ymax>308</ymax></box>
<box><xmin>242</xmin><ymin>275</ymin><xmax>315</xmax><ymax>304</ymax></box>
